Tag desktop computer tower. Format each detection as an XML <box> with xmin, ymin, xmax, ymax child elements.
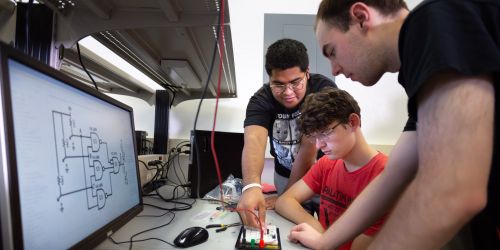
<box><xmin>135</xmin><ymin>130</ymin><xmax>148</xmax><ymax>155</ymax></box>
<box><xmin>188</xmin><ymin>130</ymin><xmax>244</xmax><ymax>198</ymax></box>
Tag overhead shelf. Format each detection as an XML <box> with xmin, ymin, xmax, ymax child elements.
<box><xmin>43</xmin><ymin>0</ymin><xmax>237</xmax><ymax>106</ymax></box>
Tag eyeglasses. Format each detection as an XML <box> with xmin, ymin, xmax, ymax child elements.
<box><xmin>270</xmin><ymin>73</ymin><xmax>307</xmax><ymax>94</ymax></box>
<box><xmin>305</xmin><ymin>122</ymin><xmax>343</xmax><ymax>143</ymax></box>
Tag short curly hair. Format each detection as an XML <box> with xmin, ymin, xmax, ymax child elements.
<box><xmin>299</xmin><ymin>88</ymin><xmax>361</xmax><ymax>136</ymax></box>
<box><xmin>315</xmin><ymin>0</ymin><xmax>408</xmax><ymax>32</ymax></box>
<box><xmin>265</xmin><ymin>39</ymin><xmax>309</xmax><ymax>76</ymax></box>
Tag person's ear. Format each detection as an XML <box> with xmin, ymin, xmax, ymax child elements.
<box><xmin>350</xmin><ymin>2</ymin><xmax>370</xmax><ymax>31</ymax></box>
<box><xmin>348</xmin><ymin>113</ymin><xmax>361</xmax><ymax>128</ymax></box>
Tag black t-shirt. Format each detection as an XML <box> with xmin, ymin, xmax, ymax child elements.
<box><xmin>399</xmin><ymin>0</ymin><xmax>500</xmax><ymax>246</ymax></box>
<box><xmin>244</xmin><ymin>73</ymin><xmax>337</xmax><ymax>177</ymax></box>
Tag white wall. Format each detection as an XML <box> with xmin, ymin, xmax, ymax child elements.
<box><xmin>107</xmin><ymin>94</ymin><xmax>156</xmax><ymax>137</ymax></box>
<box><xmin>111</xmin><ymin>0</ymin><xmax>424</xmax><ymax>147</ymax></box>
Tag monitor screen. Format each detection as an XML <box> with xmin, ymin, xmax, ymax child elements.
<box><xmin>0</xmin><ymin>44</ymin><xmax>142</xmax><ymax>249</ymax></box>
<box><xmin>189</xmin><ymin>130</ymin><xmax>243</xmax><ymax>198</ymax></box>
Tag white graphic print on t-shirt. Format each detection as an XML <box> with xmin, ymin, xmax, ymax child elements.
<box><xmin>272</xmin><ymin>111</ymin><xmax>301</xmax><ymax>171</ymax></box>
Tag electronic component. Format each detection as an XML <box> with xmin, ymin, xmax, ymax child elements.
<box><xmin>235</xmin><ymin>225</ymin><xmax>281</xmax><ymax>249</ymax></box>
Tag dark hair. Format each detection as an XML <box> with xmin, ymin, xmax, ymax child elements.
<box><xmin>265</xmin><ymin>38</ymin><xmax>309</xmax><ymax>76</ymax></box>
<box><xmin>316</xmin><ymin>0</ymin><xmax>408</xmax><ymax>32</ymax></box>
<box><xmin>299</xmin><ymin>88</ymin><xmax>361</xmax><ymax>135</ymax></box>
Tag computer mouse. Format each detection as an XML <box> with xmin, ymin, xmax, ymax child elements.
<box><xmin>173</xmin><ymin>226</ymin><xmax>209</xmax><ymax>248</ymax></box>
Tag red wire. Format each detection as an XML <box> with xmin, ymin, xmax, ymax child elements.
<box><xmin>210</xmin><ymin>0</ymin><xmax>226</xmax><ymax>207</ymax></box>
<box><xmin>210</xmin><ymin>0</ymin><xmax>264</xmax><ymax>244</ymax></box>
<box><xmin>231</xmin><ymin>208</ymin><xmax>264</xmax><ymax>244</ymax></box>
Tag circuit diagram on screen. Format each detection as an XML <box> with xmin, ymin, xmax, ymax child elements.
<box><xmin>52</xmin><ymin>107</ymin><xmax>129</xmax><ymax>212</ymax></box>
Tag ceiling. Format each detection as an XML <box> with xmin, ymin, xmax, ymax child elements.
<box><xmin>42</xmin><ymin>0</ymin><xmax>237</xmax><ymax>106</ymax></box>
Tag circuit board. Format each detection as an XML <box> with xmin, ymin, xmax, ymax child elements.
<box><xmin>235</xmin><ymin>225</ymin><xmax>281</xmax><ymax>249</ymax></box>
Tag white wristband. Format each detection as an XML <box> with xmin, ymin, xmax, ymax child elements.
<box><xmin>242</xmin><ymin>183</ymin><xmax>262</xmax><ymax>193</ymax></box>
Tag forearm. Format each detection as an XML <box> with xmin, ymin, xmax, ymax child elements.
<box><xmin>242</xmin><ymin>151</ymin><xmax>265</xmax><ymax>184</ymax></box>
<box><xmin>241</xmin><ymin>126</ymin><xmax>268</xmax><ymax>185</ymax></box>
<box><xmin>370</xmin><ymin>74</ymin><xmax>493</xmax><ymax>249</ymax></box>
<box><xmin>369</xmin><ymin>178</ymin><xmax>485</xmax><ymax>249</ymax></box>
<box><xmin>276</xmin><ymin>196</ymin><xmax>323</xmax><ymax>232</ymax></box>
<box><xmin>238</xmin><ymin>126</ymin><xmax>270</xmax><ymax>227</ymax></box>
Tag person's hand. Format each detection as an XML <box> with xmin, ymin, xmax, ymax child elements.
<box><xmin>237</xmin><ymin>187</ymin><xmax>266</xmax><ymax>229</ymax></box>
<box><xmin>288</xmin><ymin>223</ymin><xmax>323</xmax><ymax>249</ymax></box>
<box><xmin>265</xmin><ymin>195</ymin><xmax>278</xmax><ymax>210</ymax></box>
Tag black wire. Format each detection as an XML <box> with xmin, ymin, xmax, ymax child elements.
<box><xmin>171</xmin><ymin>154</ymin><xmax>183</xmax><ymax>184</ymax></box>
<box><xmin>142</xmin><ymin>153</ymin><xmax>190</xmax><ymax>195</ymax></box>
<box><xmin>154</xmin><ymin>188</ymin><xmax>192</xmax><ymax>209</ymax></box>
<box><xmin>163</xmin><ymin>142</ymin><xmax>188</xmax><ymax>183</ymax></box>
<box><xmin>108</xmin><ymin>207</ymin><xmax>176</xmax><ymax>249</ymax></box>
<box><xmin>76</xmin><ymin>42</ymin><xmax>99</xmax><ymax>91</ymax></box>
<box><xmin>142</xmin><ymin>182</ymin><xmax>185</xmax><ymax>199</ymax></box>
<box><xmin>174</xmin><ymin>184</ymin><xmax>188</xmax><ymax>198</ymax></box>
<box><xmin>165</xmin><ymin>140</ymin><xmax>194</xmax><ymax>196</ymax></box>
<box><xmin>176</xmin><ymin>152</ymin><xmax>187</xmax><ymax>183</ymax></box>
<box><xmin>166</xmin><ymin>160</ymin><xmax>179</xmax><ymax>185</ymax></box>
<box><xmin>156</xmin><ymin>162</ymin><xmax>166</xmax><ymax>182</ymax></box>
<box><xmin>174</xmin><ymin>140</ymin><xmax>190</xmax><ymax>150</ymax></box>
<box><xmin>143</xmin><ymin>182</ymin><xmax>195</xmax><ymax>209</ymax></box>
<box><xmin>108</xmin><ymin>235</ymin><xmax>176</xmax><ymax>248</ymax></box>
<box><xmin>161</xmin><ymin>158</ymin><xmax>178</xmax><ymax>185</ymax></box>
<box><xmin>172</xmin><ymin>184</ymin><xmax>189</xmax><ymax>199</ymax></box>
<box><xmin>171</xmin><ymin>147</ymin><xmax>189</xmax><ymax>184</ymax></box>
<box><xmin>143</xmin><ymin>201</ymin><xmax>192</xmax><ymax>211</ymax></box>
<box><xmin>136</xmin><ymin>210</ymin><xmax>171</xmax><ymax>218</ymax></box>
<box><xmin>138</xmin><ymin>160</ymin><xmax>156</xmax><ymax>171</ymax></box>
<box><xmin>164</xmin><ymin>150</ymin><xmax>175</xmax><ymax>179</ymax></box>
<box><xmin>109</xmin><ymin>236</ymin><xmax>176</xmax><ymax>249</ymax></box>
<box><xmin>138</xmin><ymin>160</ymin><xmax>162</xmax><ymax>194</ymax></box>
<box><xmin>190</xmin><ymin>4</ymin><xmax>222</xmax><ymax>193</ymax></box>
<box><xmin>168</xmin><ymin>141</ymin><xmax>190</xmax><ymax>162</ymax></box>
<box><xmin>192</xmin><ymin>3</ymin><xmax>223</xmax><ymax>131</ymax></box>
<box><xmin>128</xmin><ymin>211</ymin><xmax>176</xmax><ymax>250</ymax></box>
<box><xmin>141</xmin><ymin>162</ymin><xmax>163</xmax><ymax>195</ymax></box>
<box><xmin>110</xmin><ymin>212</ymin><xmax>176</xmax><ymax>249</ymax></box>
<box><xmin>169</xmin><ymin>90</ymin><xmax>176</xmax><ymax>108</ymax></box>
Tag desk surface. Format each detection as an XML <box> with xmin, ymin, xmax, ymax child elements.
<box><xmin>95</xmin><ymin>186</ymin><xmax>307</xmax><ymax>249</ymax></box>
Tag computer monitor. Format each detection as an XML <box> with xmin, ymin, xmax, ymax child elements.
<box><xmin>189</xmin><ymin>130</ymin><xmax>244</xmax><ymax>198</ymax></box>
<box><xmin>0</xmin><ymin>43</ymin><xmax>143</xmax><ymax>249</ymax></box>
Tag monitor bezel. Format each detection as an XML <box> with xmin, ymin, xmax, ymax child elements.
<box><xmin>0</xmin><ymin>42</ymin><xmax>143</xmax><ymax>249</ymax></box>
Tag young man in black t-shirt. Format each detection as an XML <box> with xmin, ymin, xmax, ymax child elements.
<box><xmin>237</xmin><ymin>39</ymin><xmax>337</xmax><ymax>228</ymax></box>
<box><xmin>286</xmin><ymin>0</ymin><xmax>500</xmax><ymax>249</ymax></box>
